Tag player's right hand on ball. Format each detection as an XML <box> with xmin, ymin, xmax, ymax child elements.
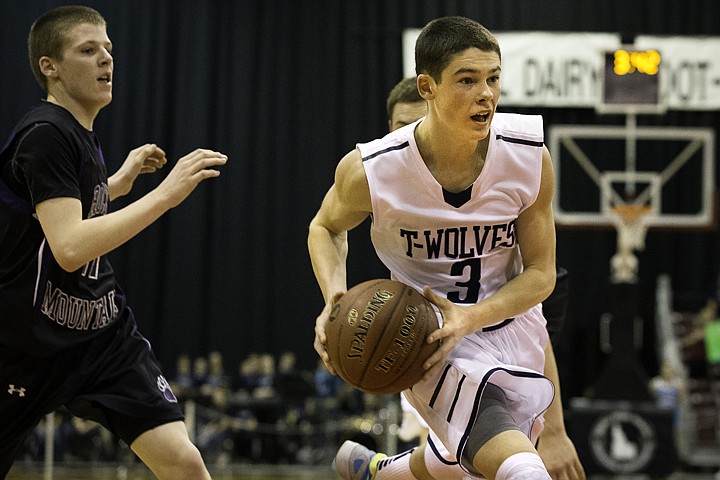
<box><xmin>157</xmin><ymin>148</ymin><xmax>228</xmax><ymax>208</ymax></box>
<box><xmin>314</xmin><ymin>294</ymin><xmax>342</xmax><ymax>375</ymax></box>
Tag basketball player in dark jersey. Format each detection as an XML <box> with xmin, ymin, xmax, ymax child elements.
<box><xmin>0</xmin><ymin>6</ymin><xmax>226</xmax><ymax>478</ymax></box>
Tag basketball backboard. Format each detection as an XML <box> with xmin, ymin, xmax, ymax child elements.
<box><xmin>551</xmin><ymin>45</ymin><xmax>715</xmax><ymax>230</ymax></box>
<box><xmin>549</xmin><ymin>119</ymin><xmax>715</xmax><ymax>229</ymax></box>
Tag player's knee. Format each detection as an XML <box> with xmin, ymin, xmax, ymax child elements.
<box><xmin>150</xmin><ymin>442</ymin><xmax>210</xmax><ymax>480</ymax></box>
<box><xmin>461</xmin><ymin>383</ymin><xmax>520</xmax><ymax>469</ymax></box>
<box><xmin>172</xmin><ymin>445</ymin><xmax>209</xmax><ymax>479</ymax></box>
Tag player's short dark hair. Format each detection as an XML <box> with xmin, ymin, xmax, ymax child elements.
<box><xmin>28</xmin><ymin>5</ymin><xmax>106</xmax><ymax>92</ymax></box>
<box><xmin>415</xmin><ymin>16</ymin><xmax>500</xmax><ymax>82</ymax></box>
<box><xmin>386</xmin><ymin>77</ymin><xmax>423</xmax><ymax>119</ymax></box>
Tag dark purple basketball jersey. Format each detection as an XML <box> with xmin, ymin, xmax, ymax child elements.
<box><xmin>0</xmin><ymin>102</ymin><xmax>128</xmax><ymax>354</ymax></box>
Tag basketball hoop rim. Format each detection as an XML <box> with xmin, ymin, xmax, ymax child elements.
<box><xmin>610</xmin><ymin>204</ymin><xmax>653</xmax><ymax>224</ymax></box>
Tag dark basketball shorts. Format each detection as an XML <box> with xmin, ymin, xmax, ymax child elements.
<box><xmin>0</xmin><ymin>310</ymin><xmax>183</xmax><ymax>470</ymax></box>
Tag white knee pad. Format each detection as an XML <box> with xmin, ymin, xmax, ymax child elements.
<box><xmin>495</xmin><ymin>452</ymin><xmax>550</xmax><ymax>480</ymax></box>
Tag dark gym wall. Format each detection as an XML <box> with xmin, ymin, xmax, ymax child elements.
<box><xmin>1</xmin><ymin>0</ymin><xmax>719</xmax><ymax>401</ymax></box>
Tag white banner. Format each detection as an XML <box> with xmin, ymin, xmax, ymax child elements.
<box><xmin>403</xmin><ymin>29</ymin><xmax>720</xmax><ymax>111</ymax></box>
<box><xmin>635</xmin><ymin>35</ymin><xmax>720</xmax><ymax>110</ymax></box>
<box><xmin>495</xmin><ymin>32</ymin><xmax>620</xmax><ymax>107</ymax></box>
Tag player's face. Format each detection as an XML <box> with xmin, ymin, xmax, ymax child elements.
<box><xmin>49</xmin><ymin>23</ymin><xmax>113</xmax><ymax>114</ymax></box>
<box><xmin>390</xmin><ymin>101</ymin><xmax>427</xmax><ymax>132</ymax></box>
<box><xmin>433</xmin><ymin>48</ymin><xmax>500</xmax><ymax>141</ymax></box>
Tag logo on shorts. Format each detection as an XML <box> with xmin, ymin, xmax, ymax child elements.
<box><xmin>156</xmin><ymin>375</ymin><xmax>178</xmax><ymax>403</ymax></box>
<box><xmin>7</xmin><ymin>384</ymin><xmax>26</xmax><ymax>397</ymax></box>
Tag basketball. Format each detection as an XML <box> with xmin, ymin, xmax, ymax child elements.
<box><xmin>325</xmin><ymin>279</ymin><xmax>440</xmax><ymax>394</ymax></box>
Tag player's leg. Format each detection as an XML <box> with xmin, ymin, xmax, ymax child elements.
<box><xmin>418</xmin><ymin>439</ymin><xmax>477</xmax><ymax>480</ymax></box>
<box><xmin>0</xmin><ymin>345</ymin><xmax>73</xmax><ymax>479</ymax></box>
<box><xmin>463</xmin><ymin>384</ymin><xmax>549</xmax><ymax>480</ymax></box>
<box><xmin>130</xmin><ymin>420</ymin><xmax>210</xmax><ymax>480</ymax></box>
<box><xmin>0</xmin><ymin>381</ymin><xmax>42</xmax><ymax>479</ymax></box>
<box><xmin>334</xmin><ymin>389</ymin><xmax>549</xmax><ymax>480</ymax></box>
<box><xmin>334</xmin><ymin>435</ymin><xmax>471</xmax><ymax>480</ymax></box>
<box><xmin>469</xmin><ymin>430</ymin><xmax>547</xmax><ymax>480</ymax></box>
<box><xmin>418</xmin><ymin>385</ymin><xmax>548</xmax><ymax>480</ymax></box>
<box><xmin>383</xmin><ymin>383</ymin><xmax>549</xmax><ymax>480</ymax></box>
<box><xmin>65</xmin><ymin>315</ymin><xmax>211</xmax><ymax>479</ymax></box>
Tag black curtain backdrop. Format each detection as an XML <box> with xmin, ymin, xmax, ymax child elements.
<box><xmin>2</xmin><ymin>0</ymin><xmax>719</xmax><ymax>401</ymax></box>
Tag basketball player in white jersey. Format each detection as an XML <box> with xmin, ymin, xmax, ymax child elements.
<box><xmin>309</xmin><ymin>16</ymin><xmax>582</xmax><ymax>480</ymax></box>
<box><xmin>385</xmin><ymin>77</ymin><xmax>584</xmax><ymax>479</ymax></box>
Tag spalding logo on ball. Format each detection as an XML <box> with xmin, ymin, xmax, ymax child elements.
<box><xmin>326</xmin><ymin>279</ymin><xmax>440</xmax><ymax>394</ymax></box>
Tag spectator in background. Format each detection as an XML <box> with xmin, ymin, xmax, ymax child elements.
<box><xmin>232</xmin><ymin>354</ymin><xmax>257</xmax><ymax>398</ymax></box>
<box><xmin>253</xmin><ymin>353</ymin><xmax>277</xmax><ymax>399</ymax></box>
<box><xmin>195</xmin><ymin>386</ymin><xmax>236</xmax><ymax>466</ymax></box>
<box><xmin>170</xmin><ymin>353</ymin><xmax>196</xmax><ymax>401</ymax></box>
<box><xmin>275</xmin><ymin>351</ymin><xmax>316</xmax><ymax>406</ymax></box>
<box><xmin>207</xmin><ymin>351</ymin><xmax>231</xmax><ymax>390</ymax></box>
<box><xmin>191</xmin><ymin>356</ymin><xmax>212</xmax><ymax>405</ymax></box>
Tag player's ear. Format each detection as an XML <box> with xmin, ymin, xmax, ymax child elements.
<box><xmin>417</xmin><ymin>74</ymin><xmax>435</xmax><ymax>100</ymax></box>
<box><xmin>39</xmin><ymin>56</ymin><xmax>58</xmax><ymax>79</ymax></box>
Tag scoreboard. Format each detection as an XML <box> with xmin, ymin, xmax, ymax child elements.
<box><xmin>599</xmin><ymin>48</ymin><xmax>665</xmax><ymax>113</ymax></box>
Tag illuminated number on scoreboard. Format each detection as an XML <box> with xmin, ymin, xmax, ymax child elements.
<box><xmin>613</xmin><ymin>49</ymin><xmax>661</xmax><ymax>76</ymax></box>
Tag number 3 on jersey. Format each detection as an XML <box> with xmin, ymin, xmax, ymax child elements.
<box><xmin>448</xmin><ymin>258</ymin><xmax>481</xmax><ymax>304</ymax></box>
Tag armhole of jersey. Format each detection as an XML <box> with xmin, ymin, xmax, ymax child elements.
<box><xmin>0</xmin><ymin>124</ymin><xmax>51</xmax><ymax>214</ymax></box>
<box><xmin>361</xmin><ymin>155</ymin><xmax>379</xmax><ymax>228</ymax></box>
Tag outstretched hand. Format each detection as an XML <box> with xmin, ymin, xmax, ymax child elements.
<box><xmin>156</xmin><ymin>148</ymin><xmax>228</xmax><ymax>209</ymax></box>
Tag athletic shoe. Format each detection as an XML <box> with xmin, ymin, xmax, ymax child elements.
<box><xmin>333</xmin><ymin>440</ymin><xmax>387</xmax><ymax>480</ymax></box>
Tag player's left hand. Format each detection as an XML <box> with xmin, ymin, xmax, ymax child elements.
<box><xmin>127</xmin><ymin>143</ymin><xmax>167</xmax><ymax>175</ymax></box>
<box><xmin>537</xmin><ymin>430</ymin><xmax>586</xmax><ymax>480</ymax></box>
<box><xmin>110</xmin><ymin>144</ymin><xmax>168</xmax><ymax>198</ymax></box>
<box><xmin>420</xmin><ymin>286</ymin><xmax>477</xmax><ymax>380</ymax></box>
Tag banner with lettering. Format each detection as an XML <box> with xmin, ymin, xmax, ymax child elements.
<box><xmin>402</xmin><ymin>29</ymin><xmax>720</xmax><ymax>111</ymax></box>
<box><xmin>635</xmin><ymin>35</ymin><xmax>720</xmax><ymax>110</ymax></box>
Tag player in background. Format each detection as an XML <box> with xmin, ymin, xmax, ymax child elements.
<box><xmin>385</xmin><ymin>77</ymin><xmax>432</xmax><ymax>450</ymax></box>
<box><xmin>0</xmin><ymin>6</ymin><xmax>226</xmax><ymax>479</ymax></box>
<box><xmin>385</xmin><ymin>77</ymin><xmax>584</xmax><ymax>479</ymax></box>
<box><xmin>309</xmin><ymin>16</ymin><xmax>582</xmax><ymax>480</ymax></box>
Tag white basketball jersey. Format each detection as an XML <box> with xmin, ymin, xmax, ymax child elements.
<box><xmin>359</xmin><ymin>112</ymin><xmax>545</xmax><ymax>329</ymax></box>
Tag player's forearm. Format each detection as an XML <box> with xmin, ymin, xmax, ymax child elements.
<box><xmin>39</xmin><ymin>190</ymin><xmax>172</xmax><ymax>272</ymax></box>
<box><xmin>107</xmin><ymin>170</ymin><xmax>132</xmax><ymax>200</ymax></box>
<box><xmin>467</xmin><ymin>266</ymin><xmax>556</xmax><ymax>329</ymax></box>
<box><xmin>308</xmin><ymin>219</ymin><xmax>349</xmax><ymax>303</ymax></box>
